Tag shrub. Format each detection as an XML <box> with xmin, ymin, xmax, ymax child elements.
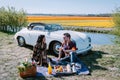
<box><xmin>0</xmin><ymin>6</ymin><xmax>28</xmax><ymax>32</ymax></box>
<box><xmin>112</xmin><ymin>7</ymin><xmax>120</xmax><ymax>36</ymax></box>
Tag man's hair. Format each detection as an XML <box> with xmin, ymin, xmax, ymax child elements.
<box><xmin>63</xmin><ymin>33</ymin><xmax>71</xmax><ymax>38</ymax></box>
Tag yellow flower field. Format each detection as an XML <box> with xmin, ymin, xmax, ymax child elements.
<box><xmin>27</xmin><ymin>16</ymin><xmax>114</xmax><ymax>28</ymax></box>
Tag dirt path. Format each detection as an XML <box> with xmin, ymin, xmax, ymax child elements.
<box><xmin>0</xmin><ymin>33</ymin><xmax>33</xmax><ymax>80</ymax></box>
<box><xmin>0</xmin><ymin>32</ymin><xmax>120</xmax><ymax>80</ymax></box>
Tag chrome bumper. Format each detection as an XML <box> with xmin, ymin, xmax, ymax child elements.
<box><xmin>76</xmin><ymin>46</ymin><xmax>92</xmax><ymax>55</ymax></box>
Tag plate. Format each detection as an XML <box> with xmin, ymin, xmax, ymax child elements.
<box><xmin>54</xmin><ymin>65</ymin><xmax>76</xmax><ymax>76</ymax></box>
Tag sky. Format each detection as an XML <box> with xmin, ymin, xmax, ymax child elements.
<box><xmin>0</xmin><ymin>0</ymin><xmax>120</xmax><ymax>14</ymax></box>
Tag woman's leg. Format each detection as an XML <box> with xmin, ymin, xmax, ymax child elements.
<box><xmin>38</xmin><ymin>54</ymin><xmax>42</xmax><ymax>66</ymax></box>
<box><xmin>42</xmin><ymin>51</ymin><xmax>48</xmax><ymax>66</ymax></box>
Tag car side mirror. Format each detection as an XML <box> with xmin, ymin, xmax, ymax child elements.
<box><xmin>27</xmin><ymin>26</ymin><xmax>31</xmax><ymax>30</ymax></box>
<box><xmin>27</xmin><ymin>26</ymin><xmax>34</xmax><ymax>30</ymax></box>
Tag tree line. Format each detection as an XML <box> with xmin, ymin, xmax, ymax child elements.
<box><xmin>0</xmin><ymin>7</ymin><xmax>28</xmax><ymax>33</ymax></box>
<box><xmin>27</xmin><ymin>13</ymin><xmax>112</xmax><ymax>17</ymax></box>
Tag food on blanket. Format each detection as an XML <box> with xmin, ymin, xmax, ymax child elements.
<box><xmin>66</xmin><ymin>64</ymin><xmax>72</xmax><ymax>72</ymax></box>
<box><xmin>72</xmin><ymin>63</ymin><xmax>77</xmax><ymax>72</ymax></box>
<box><xmin>55</xmin><ymin>65</ymin><xmax>60</xmax><ymax>69</ymax></box>
<box><xmin>54</xmin><ymin>65</ymin><xmax>63</xmax><ymax>72</ymax></box>
<box><xmin>72</xmin><ymin>47</ymin><xmax>76</xmax><ymax>51</ymax></box>
<box><xmin>59</xmin><ymin>66</ymin><xmax>63</xmax><ymax>72</ymax></box>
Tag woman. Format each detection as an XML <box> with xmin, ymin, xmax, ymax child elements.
<box><xmin>32</xmin><ymin>35</ymin><xmax>47</xmax><ymax>66</ymax></box>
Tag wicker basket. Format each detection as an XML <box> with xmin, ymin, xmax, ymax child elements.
<box><xmin>19</xmin><ymin>66</ymin><xmax>36</xmax><ymax>78</ymax></box>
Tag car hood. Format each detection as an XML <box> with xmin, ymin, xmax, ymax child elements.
<box><xmin>50</xmin><ymin>30</ymin><xmax>89</xmax><ymax>50</ymax></box>
<box><xmin>51</xmin><ymin>30</ymin><xmax>87</xmax><ymax>40</ymax></box>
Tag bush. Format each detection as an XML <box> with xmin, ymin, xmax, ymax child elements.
<box><xmin>0</xmin><ymin>6</ymin><xmax>28</xmax><ymax>32</ymax></box>
<box><xmin>112</xmin><ymin>7</ymin><xmax>120</xmax><ymax>36</ymax></box>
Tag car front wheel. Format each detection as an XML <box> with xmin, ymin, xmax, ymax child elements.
<box><xmin>50</xmin><ymin>41</ymin><xmax>61</xmax><ymax>55</ymax></box>
<box><xmin>17</xmin><ymin>36</ymin><xmax>26</xmax><ymax>47</ymax></box>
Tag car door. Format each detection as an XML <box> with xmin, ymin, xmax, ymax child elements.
<box><xmin>27</xmin><ymin>24</ymin><xmax>46</xmax><ymax>46</ymax></box>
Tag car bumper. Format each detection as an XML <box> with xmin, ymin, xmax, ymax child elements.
<box><xmin>76</xmin><ymin>46</ymin><xmax>92</xmax><ymax>55</ymax></box>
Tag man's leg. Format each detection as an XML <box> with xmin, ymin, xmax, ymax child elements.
<box><xmin>70</xmin><ymin>52</ymin><xmax>78</xmax><ymax>63</ymax></box>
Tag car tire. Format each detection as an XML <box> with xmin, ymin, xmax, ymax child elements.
<box><xmin>50</xmin><ymin>41</ymin><xmax>61</xmax><ymax>55</ymax></box>
<box><xmin>17</xmin><ymin>36</ymin><xmax>26</xmax><ymax>47</ymax></box>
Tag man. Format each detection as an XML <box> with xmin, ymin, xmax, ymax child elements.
<box><xmin>57</xmin><ymin>33</ymin><xmax>77</xmax><ymax>61</ymax></box>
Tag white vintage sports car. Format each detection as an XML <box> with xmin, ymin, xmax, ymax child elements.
<box><xmin>14</xmin><ymin>22</ymin><xmax>92</xmax><ymax>55</ymax></box>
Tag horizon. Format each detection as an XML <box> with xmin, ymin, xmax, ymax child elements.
<box><xmin>21</xmin><ymin>12</ymin><xmax>116</xmax><ymax>15</ymax></box>
<box><xmin>0</xmin><ymin>0</ymin><xmax>120</xmax><ymax>14</ymax></box>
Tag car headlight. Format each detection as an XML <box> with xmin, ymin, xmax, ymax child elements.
<box><xmin>88</xmin><ymin>37</ymin><xmax>91</xmax><ymax>46</ymax></box>
<box><xmin>88</xmin><ymin>37</ymin><xmax>91</xmax><ymax>42</ymax></box>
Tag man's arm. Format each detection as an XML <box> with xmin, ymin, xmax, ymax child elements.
<box><xmin>63</xmin><ymin>49</ymin><xmax>76</xmax><ymax>53</ymax></box>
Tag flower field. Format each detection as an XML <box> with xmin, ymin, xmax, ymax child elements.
<box><xmin>27</xmin><ymin>16</ymin><xmax>114</xmax><ymax>28</ymax></box>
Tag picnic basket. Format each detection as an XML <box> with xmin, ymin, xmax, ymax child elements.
<box><xmin>19</xmin><ymin>66</ymin><xmax>36</xmax><ymax>78</ymax></box>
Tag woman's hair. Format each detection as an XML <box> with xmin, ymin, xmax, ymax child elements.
<box><xmin>37</xmin><ymin>35</ymin><xmax>45</xmax><ymax>43</ymax></box>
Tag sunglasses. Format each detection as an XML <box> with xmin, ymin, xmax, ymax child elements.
<box><xmin>63</xmin><ymin>36</ymin><xmax>67</xmax><ymax>39</ymax></box>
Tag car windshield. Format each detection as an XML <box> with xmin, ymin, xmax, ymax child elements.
<box><xmin>45</xmin><ymin>24</ymin><xmax>64</xmax><ymax>31</ymax></box>
<box><xmin>32</xmin><ymin>25</ymin><xmax>45</xmax><ymax>31</ymax></box>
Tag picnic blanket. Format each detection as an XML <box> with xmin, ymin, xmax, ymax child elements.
<box><xmin>36</xmin><ymin>58</ymin><xmax>90</xmax><ymax>77</ymax></box>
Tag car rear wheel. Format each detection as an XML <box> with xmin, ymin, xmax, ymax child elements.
<box><xmin>17</xmin><ymin>36</ymin><xmax>26</xmax><ymax>47</ymax></box>
<box><xmin>50</xmin><ymin>41</ymin><xmax>61</xmax><ymax>55</ymax></box>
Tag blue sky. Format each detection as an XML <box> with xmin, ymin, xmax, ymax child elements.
<box><xmin>0</xmin><ymin>0</ymin><xmax>120</xmax><ymax>14</ymax></box>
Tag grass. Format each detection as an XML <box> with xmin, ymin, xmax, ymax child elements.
<box><xmin>0</xmin><ymin>31</ymin><xmax>120</xmax><ymax>80</ymax></box>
